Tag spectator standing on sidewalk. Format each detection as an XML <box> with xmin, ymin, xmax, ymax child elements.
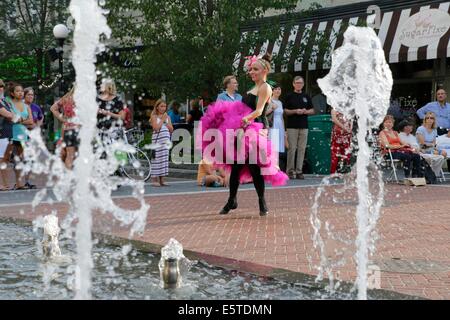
<box><xmin>97</xmin><ymin>79</ymin><xmax>126</xmax><ymax>138</ymax></box>
<box><xmin>330</xmin><ymin>107</ymin><xmax>353</xmax><ymax>174</ymax></box>
<box><xmin>150</xmin><ymin>99</ymin><xmax>173</xmax><ymax>187</ymax></box>
<box><xmin>51</xmin><ymin>87</ymin><xmax>80</xmax><ymax>169</ymax></box>
<box><xmin>417</xmin><ymin>89</ymin><xmax>450</xmax><ymax>136</ymax></box>
<box><xmin>168</xmin><ymin>100</ymin><xmax>182</xmax><ymax>124</ymax></box>
<box><xmin>186</xmin><ymin>98</ymin><xmax>203</xmax><ymax>125</ymax></box>
<box><xmin>266</xmin><ymin>83</ymin><xmax>286</xmax><ymax>172</ymax></box>
<box><xmin>123</xmin><ymin>104</ymin><xmax>132</xmax><ymax>129</ymax></box>
<box><xmin>21</xmin><ymin>87</ymin><xmax>42</xmax><ymax>188</ymax></box>
<box><xmin>4</xmin><ymin>82</ymin><xmax>34</xmax><ymax>189</ymax></box>
<box><xmin>284</xmin><ymin>76</ymin><xmax>314</xmax><ymax>179</ymax></box>
<box><xmin>0</xmin><ymin>79</ymin><xmax>9</xmax><ymax>169</ymax></box>
<box><xmin>0</xmin><ymin>80</ymin><xmax>19</xmax><ymax>191</ymax></box>
<box><xmin>24</xmin><ymin>87</ymin><xmax>44</xmax><ymax>128</ymax></box>
<box><xmin>216</xmin><ymin>75</ymin><xmax>243</xmax><ymax>102</ymax></box>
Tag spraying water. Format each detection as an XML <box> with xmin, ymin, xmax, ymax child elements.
<box><xmin>20</xmin><ymin>0</ymin><xmax>150</xmax><ymax>300</ymax></box>
<box><xmin>317</xmin><ymin>26</ymin><xmax>393</xmax><ymax>299</ymax></box>
<box><xmin>69</xmin><ymin>0</ymin><xmax>111</xmax><ymax>299</ymax></box>
<box><xmin>42</xmin><ymin>215</ymin><xmax>62</xmax><ymax>258</ymax></box>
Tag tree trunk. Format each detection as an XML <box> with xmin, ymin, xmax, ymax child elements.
<box><xmin>206</xmin><ymin>0</ymin><xmax>214</xmax><ymax>18</ymax></box>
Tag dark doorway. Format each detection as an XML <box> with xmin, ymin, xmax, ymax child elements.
<box><xmin>390</xmin><ymin>81</ymin><xmax>433</xmax><ymax>129</ymax></box>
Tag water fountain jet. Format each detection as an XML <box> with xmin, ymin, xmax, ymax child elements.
<box><xmin>316</xmin><ymin>26</ymin><xmax>393</xmax><ymax>299</ymax></box>
<box><xmin>159</xmin><ymin>239</ymin><xmax>192</xmax><ymax>289</ymax></box>
<box><xmin>42</xmin><ymin>215</ymin><xmax>62</xmax><ymax>258</ymax></box>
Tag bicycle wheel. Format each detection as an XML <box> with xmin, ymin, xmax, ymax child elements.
<box><xmin>121</xmin><ymin>147</ymin><xmax>152</xmax><ymax>182</ymax></box>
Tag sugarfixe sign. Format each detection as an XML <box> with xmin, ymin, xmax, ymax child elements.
<box><xmin>399</xmin><ymin>8</ymin><xmax>450</xmax><ymax>48</ymax></box>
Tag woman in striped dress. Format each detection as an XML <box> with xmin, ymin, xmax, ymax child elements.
<box><xmin>150</xmin><ymin>99</ymin><xmax>173</xmax><ymax>186</ymax></box>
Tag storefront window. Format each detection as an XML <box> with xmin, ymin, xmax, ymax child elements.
<box><xmin>390</xmin><ymin>81</ymin><xmax>432</xmax><ymax>128</ymax></box>
<box><xmin>390</xmin><ymin>60</ymin><xmax>434</xmax><ymax>80</ymax></box>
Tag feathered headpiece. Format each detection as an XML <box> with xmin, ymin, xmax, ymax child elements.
<box><xmin>245</xmin><ymin>55</ymin><xmax>259</xmax><ymax>69</ymax></box>
<box><xmin>244</xmin><ymin>54</ymin><xmax>270</xmax><ymax>72</ymax></box>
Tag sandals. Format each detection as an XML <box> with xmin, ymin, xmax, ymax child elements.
<box><xmin>12</xmin><ymin>182</ymin><xmax>37</xmax><ymax>190</ymax></box>
<box><xmin>25</xmin><ymin>182</ymin><xmax>36</xmax><ymax>189</ymax></box>
<box><xmin>14</xmin><ymin>185</ymin><xmax>29</xmax><ymax>190</ymax></box>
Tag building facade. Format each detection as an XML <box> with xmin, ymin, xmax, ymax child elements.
<box><xmin>239</xmin><ymin>0</ymin><xmax>450</xmax><ymax>118</ymax></box>
<box><xmin>265</xmin><ymin>0</ymin><xmax>373</xmax><ymax>17</ymax></box>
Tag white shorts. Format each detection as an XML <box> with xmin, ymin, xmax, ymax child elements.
<box><xmin>0</xmin><ymin>138</ymin><xmax>9</xmax><ymax>158</ymax></box>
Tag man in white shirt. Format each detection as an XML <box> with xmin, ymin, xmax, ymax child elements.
<box><xmin>398</xmin><ymin>120</ymin><xmax>445</xmax><ymax>177</ymax></box>
<box><xmin>437</xmin><ymin>130</ymin><xmax>450</xmax><ymax>154</ymax></box>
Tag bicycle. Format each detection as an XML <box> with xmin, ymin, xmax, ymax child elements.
<box><xmin>124</xmin><ymin>127</ymin><xmax>144</xmax><ymax>147</ymax></box>
<box><xmin>117</xmin><ymin>128</ymin><xmax>151</xmax><ymax>182</ymax></box>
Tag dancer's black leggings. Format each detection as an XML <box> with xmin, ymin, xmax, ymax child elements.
<box><xmin>228</xmin><ymin>164</ymin><xmax>265</xmax><ymax>201</ymax></box>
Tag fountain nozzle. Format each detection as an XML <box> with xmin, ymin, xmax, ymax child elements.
<box><xmin>42</xmin><ymin>215</ymin><xmax>62</xmax><ymax>258</ymax></box>
<box><xmin>162</xmin><ymin>258</ymin><xmax>181</xmax><ymax>289</ymax></box>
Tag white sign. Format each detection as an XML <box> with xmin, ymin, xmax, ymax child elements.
<box><xmin>399</xmin><ymin>9</ymin><xmax>450</xmax><ymax>48</ymax></box>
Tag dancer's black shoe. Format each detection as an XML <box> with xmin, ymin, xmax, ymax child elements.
<box><xmin>219</xmin><ymin>198</ymin><xmax>238</xmax><ymax>215</ymax></box>
<box><xmin>259</xmin><ymin>198</ymin><xmax>269</xmax><ymax>216</ymax></box>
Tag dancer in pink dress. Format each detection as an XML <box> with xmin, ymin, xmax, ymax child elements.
<box><xmin>199</xmin><ymin>54</ymin><xmax>288</xmax><ymax>216</ymax></box>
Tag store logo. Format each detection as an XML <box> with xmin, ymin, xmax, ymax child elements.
<box><xmin>399</xmin><ymin>9</ymin><xmax>450</xmax><ymax>48</ymax></box>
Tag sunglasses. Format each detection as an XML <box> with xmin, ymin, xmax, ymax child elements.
<box><xmin>425</xmin><ymin>117</ymin><xmax>435</xmax><ymax>119</ymax></box>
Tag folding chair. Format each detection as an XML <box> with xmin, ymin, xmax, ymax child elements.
<box><xmin>370</xmin><ymin>134</ymin><xmax>403</xmax><ymax>183</ymax></box>
<box><xmin>383</xmin><ymin>149</ymin><xmax>403</xmax><ymax>183</ymax></box>
<box><xmin>439</xmin><ymin>166</ymin><xmax>446</xmax><ymax>182</ymax></box>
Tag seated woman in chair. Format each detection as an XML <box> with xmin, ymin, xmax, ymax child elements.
<box><xmin>379</xmin><ymin>115</ymin><xmax>421</xmax><ymax>178</ymax></box>
<box><xmin>416</xmin><ymin>112</ymin><xmax>447</xmax><ymax>157</ymax></box>
<box><xmin>398</xmin><ymin>120</ymin><xmax>445</xmax><ymax>178</ymax></box>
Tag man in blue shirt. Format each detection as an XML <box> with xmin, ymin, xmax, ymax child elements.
<box><xmin>216</xmin><ymin>75</ymin><xmax>242</xmax><ymax>102</ymax></box>
<box><xmin>167</xmin><ymin>100</ymin><xmax>182</xmax><ymax>124</ymax></box>
<box><xmin>417</xmin><ymin>89</ymin><xmax>450</xmax><ymax>135</ymax></box>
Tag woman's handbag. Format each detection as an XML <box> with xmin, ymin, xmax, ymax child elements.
<box><xmin>150</xmin><ymin>130</ymin><xmax>161</xmax><ymax>160</ymax></box>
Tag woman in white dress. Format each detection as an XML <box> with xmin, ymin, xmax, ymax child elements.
<box><xmin>266</xmin><ymin>84</ymin><xmax>286</xmax><ymax>172</ymax></box>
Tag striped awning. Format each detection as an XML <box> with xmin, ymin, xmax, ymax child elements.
<box><xmin>234</xmin><ymin>1</ymin><xmax>450</xmax><ymax>72</ymax></box>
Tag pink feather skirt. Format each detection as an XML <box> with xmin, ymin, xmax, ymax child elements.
<box><xmin>196</xmin><ymin>100</ymin><xmax>289</xmax><ymax>186</ymax></box>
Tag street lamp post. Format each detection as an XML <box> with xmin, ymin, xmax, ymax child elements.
<box><xmin>53</xmin><ymin>24</ymin><xmax>69</xmax><ymax>97</ymax></box>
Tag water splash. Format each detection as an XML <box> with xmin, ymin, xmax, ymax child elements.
<box><xmin>20</xmin><ymin>0</ymin><xmax>150</xmax><ymax>300</ymax></box>
<box><xmin>42</xmin><ymin>215</ymin><xmax>62</xmax><ymax>258</ymax></box>
<box><xmin>68</xmin><ymin>0</ymin><xmax>111</xmax><ymax>300</ymax></box>
<box><xmin>316</xmin><ymin>26</ymin><xmax>393</xmax><ymax>299</ymax></box>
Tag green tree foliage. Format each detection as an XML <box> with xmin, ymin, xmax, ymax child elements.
<box><xmin>0</xmin><ymin>0</ymin><xmax>70</xmax><ymax>94</ymax></box>
<box><xmin>106</xmin><ymin>0</ymin><xmax>300</xmax><ymax>101</ymax></box>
